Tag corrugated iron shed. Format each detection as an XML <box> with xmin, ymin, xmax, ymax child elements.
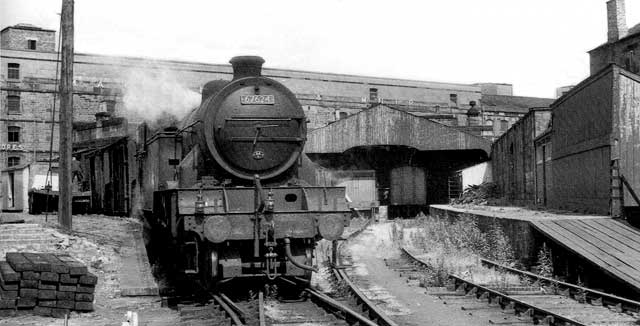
<box><xmin>305</xmin><ymin>104</ymin><xmax>491</xmax><ymax>155</ymax></box>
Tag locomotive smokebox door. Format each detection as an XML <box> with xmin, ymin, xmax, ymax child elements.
<box><xmin>199</xmin><ymin>56</ymin><xmax>307</xmax><ymax>180</ymax></box>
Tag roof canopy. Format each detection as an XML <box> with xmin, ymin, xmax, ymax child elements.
<box><xmin>305</xmin><ymin>105</ymin><xmax>491</xmax><ymax>155</ymax></box>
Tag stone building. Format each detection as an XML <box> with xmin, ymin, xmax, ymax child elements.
<box><xmin>0</xmin><ymin>23</ymin><xmax>553</xmax><ymax>210</ymax></box>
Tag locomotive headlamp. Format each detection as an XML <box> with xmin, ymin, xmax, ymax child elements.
<box><xmin>265</xmin><ymin>190</ymin><xmax>275</xmax><ymax>212</ymax></box>
<box><xmin>195</xmin><ymin>191</ymin><xmax>205</xmax><ymax>215</ymax></box>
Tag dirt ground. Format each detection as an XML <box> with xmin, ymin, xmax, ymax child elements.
<box><xmin>0</xmin><ymin>212</ymin><xmax>179</xmax><ymax>326</ymax></box>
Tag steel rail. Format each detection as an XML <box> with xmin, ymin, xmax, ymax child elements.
<box><xmin>326</xmin><ymin>218</ymin><xmax>399</xmax><ymax>326</ymax></box>
<box><xmin>480</xmin><ymin>257</ymin><xmax>640</xmax><ymax>313</ymax></box>
<box><xmin>305</xmin><ymin>287</ymin><xmax>379</xmax><ymax>326</ymax></box>
<box><xmin>331</xmin><ymin>268</ymin><xmax>400</xmax><ymax>326</ymax></box>
<box><xmin>212</xmin><ymin>293</ymin><xmax>245</xmax><ymax>326</ymax></box>
<box><xmin>219</xmin><ymin>292</ymin><xmax>247</xmax><ymax>323</ymax></box>
<box><xmin>401</xmin><ymin>247</ymin><xmax>587</xmax><ymax>326</ymax></box>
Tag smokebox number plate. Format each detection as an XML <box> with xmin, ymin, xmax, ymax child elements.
<box><xmin>240</xmin><ymin>95</ymin><xmax>275</xmax><ymax>105</ymax></box>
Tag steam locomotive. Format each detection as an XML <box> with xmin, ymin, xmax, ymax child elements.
<box><xmin>138</xmin><ymin>56</ymin><xmax>350</xmax><ymax>286</ymax></box>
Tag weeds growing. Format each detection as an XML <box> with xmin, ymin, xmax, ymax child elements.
<box><xmin>399</xmin><ymin>214</ymin><xmax>519</xmax><ymax>288</ymax></box>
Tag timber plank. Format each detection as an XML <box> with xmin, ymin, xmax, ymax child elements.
<box><xmin>547</xmin><ymin>220</ymin><xmax>640</xmax><ymax>273</ymax></box>
<box><xmin>531</xmin><ymin>221</ymin><xmax>640</xmax><ymax>289</ymax></box>
<box><xmin>558</xmin><ymin>220</ymin><xmax>640</xmax><ymax>273</ymax></box>
<box><xmin>590</xmin><ymin>219</ymin><xmax>640</xmax><ymax>247</ymax></box>
<box><xmin>588</xmin><ymin>218</ymin><xmax>640</xmax><ymax>239</ymax></box>
<box><xmin>561</xmin><ymin>220</ymin><xmax>628</xmax><ymax>256</ymax></box>
<box><xmin>532</xmin><ymin>222</ymin><xmax>620</xmax><ymax>269</ymax></box>
<box><xmin>577</xmin><ymin>219</ymin><xmax>640</xmax><ymax>256</ymax></box>
<box><xmin>535</xmin><ymin>220</ymin><xmax>640</xmax><ymax>287</ymax></box>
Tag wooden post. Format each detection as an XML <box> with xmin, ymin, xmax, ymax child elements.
<box><xmin>58</xmin><ymin>0</ymin><xmax>74</xmax><ymax>230</ymax></box>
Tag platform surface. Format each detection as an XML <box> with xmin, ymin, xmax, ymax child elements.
<box><xmin>531</xmin><ymin>218</ymin><xmax>640</xmax><ymax>291</ymax></box>
<box><xmin>118</xmin><ymin>222</ymin><xmax>159</xmax><ymax>296</ymax></box>
<box><xmin>430</xmin><ymin>204</ymin><xmax>608</xmax><ymax>221</ymax></box>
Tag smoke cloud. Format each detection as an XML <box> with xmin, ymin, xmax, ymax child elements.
<box><xmin>121</xmin><ymin>68</ymin><xmax>200</xmax><ymax>126</ymax></box>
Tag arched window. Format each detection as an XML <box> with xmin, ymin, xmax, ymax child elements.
<box><xmin>7</xmin><ymin>156</ymin><xmax>20</xmax><ymax>167</ymax></box>
<box><xmin>8</xmin><ymin>126</ymin><xmax>20</xmax><ymax>142</ymax></box>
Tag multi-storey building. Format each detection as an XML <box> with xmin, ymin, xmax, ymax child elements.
<box><xmin>0</xmin><ymin>23</ymin><xmax>553</xmax><ymax>210</ymax></box>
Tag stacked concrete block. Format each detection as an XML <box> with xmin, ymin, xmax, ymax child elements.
<box><xmin>0</xmin><ymin>252</ymin><xmax>96</xmax><ymax>318</ymax></box>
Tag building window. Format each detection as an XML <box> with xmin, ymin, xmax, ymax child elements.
<box><xmin>7</xmin><ymin>92</ymin><xmax>20</xmax><ymax>114</ymax></box>
<box><xmin>7</xmin><ymin>156</ymin><xmax>20</xmax><ymax>167</ymax></box>
<box><xmin>7</xmin><ymin>63</ymin><xmax>20</xmax><ymax>79</ymax></box>
<box><xmin>8</xmin><ymin>126</ymin><xmax>20</xmax><ymax>142</ymax></box>
<box><xmin>106</xmin><ymin>100</ymin><xmax>116</xmax><ymax>114</ymax></box>
<box><xmin>339</xmin><ymin>111</ymin><xmax>348</xmax><ymax>120</ymax></box>
<box><xmin>27</xmin><ymin>39</ymin><xmax>37</xmax><ymax>50</ymax></box>
<box><xmin>369</xmin><ymin>88</ymin><xmax>378</xmax><ymax>102</ymax></box>
<box><xmin>500</xmin><ymin>119</ymin><xmax>509</xmax><ymax>132</ymax></box>
<box><xmin>449</xmin><ymin>94</ymin><xmax>458</xmax><ymax>107</ymax></box>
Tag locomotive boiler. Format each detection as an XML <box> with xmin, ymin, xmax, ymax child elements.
<box><xmin>139</xmin><ymin>56</ymin><xmax>350</xmax><ymax>285</ymax></box>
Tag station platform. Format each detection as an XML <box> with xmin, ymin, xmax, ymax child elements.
<box><xmin>430</xmin><ymin>204</ymin><xmax>640</xmax><ymax>295</ymax></box>
<box><xmin>532</xmin><ymin>218</ymin><xmax>640</xmax><ymax>292</ymax></box>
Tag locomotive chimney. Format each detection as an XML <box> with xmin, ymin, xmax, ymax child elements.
<box><xmin>230</xmin><ymin>56</ymin><xmax>265</xmax><ymax>80</ymax></box>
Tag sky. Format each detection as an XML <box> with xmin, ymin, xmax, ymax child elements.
<box><xmin>2</xmin><ymin>0</ymin><xmax>640</xmax><ymax>98</ymax></box>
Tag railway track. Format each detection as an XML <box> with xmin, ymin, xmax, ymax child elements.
<box><xmin>172</xmin><ymin>218</ymin><xmax>395</xmax><ymax>326</ymax></box>
<box><xmin>387</xmin><ymin>247</ymin><xmax>640</xmax><ymax>326</ymax></box>
<box><xmin>480</xmin><ymin>257</ymin><xmax>640</xmax><ymax>314</ymax></box>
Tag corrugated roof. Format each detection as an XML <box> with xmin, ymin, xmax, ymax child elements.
<box><xmin>306</xmin><ymin>104</ymin><xmax>491</xmax><ymax>155</ymax></box>
<box><xmin>481</xmin><ymin>94</ymin><xmax>554</xmax><ymax>113</ymax></box>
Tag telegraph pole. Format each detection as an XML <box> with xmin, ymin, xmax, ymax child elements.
<box><xmin>58</xmin><ymin>0</ymin><xmax>74</xmax><ymax>230</ymax></box>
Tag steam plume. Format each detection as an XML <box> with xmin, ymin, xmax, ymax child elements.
<box><xmin>121</xmin><ymin>68</ymin><xmax>200</xmax><ymax>126</ymax></box>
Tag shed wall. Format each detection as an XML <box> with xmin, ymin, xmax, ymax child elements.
<box><xmin>616</xmin><ymin>73</ymin><xmax>640</xmax><ymax>206</ymax></box>
<box><xmin>491</xmin><ymin>110</ymin><xmax>550</xmax><ymax>206</ymax></box>
<box><xmin>549</xmin><ymin>71</ymin><xmax>613</xmax><ymax>214</ymax></box>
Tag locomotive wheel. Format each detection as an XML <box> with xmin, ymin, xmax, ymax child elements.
<box><xmin>201</xmin><ymin>245</ymin><xmax>220</xmax><ymax>290</ymax></box>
